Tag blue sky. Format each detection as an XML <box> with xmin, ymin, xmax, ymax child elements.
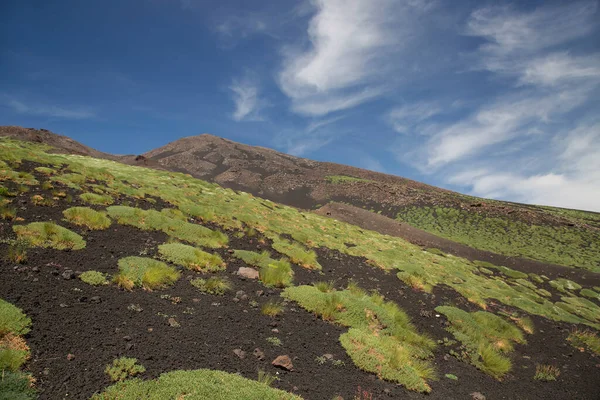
<box><xmin>1</xmin><ymin>0</ymin><xmax>600</xmax><ymax>211</ymax></box>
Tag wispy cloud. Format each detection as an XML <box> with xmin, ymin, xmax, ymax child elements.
<box><xmin>306</xmin><ymin>115</ymin><xmax>346</xmax><ymax>133</ymax></box>
<box><xmin>3</xmin><ymin>97</ymin><xmax>95</xmax><ymax>119</ymax></box>
<box><xmin>228</xmin><ymin>76</ymin><xmax>266</xmax><ymax>121</ymax></box>
<box><xmin>387</xmin><ymin>102</ymin><xmax>441</xmax><ymax>134</ymax></box>
<box><xmin>278</xmin><ymin>0</ymin><xmax>434</xmax><ymax>116</ymax></box>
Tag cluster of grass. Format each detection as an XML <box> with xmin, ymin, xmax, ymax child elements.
<box><xmin>79</xmin><ymin>192</ymin><xmax>114</xmax><ymax>205</ymax></box>
<box><xmin>567</xmin><ymin>329</ymin><xmax>600</xmax><ymax>355</ymax></box>
<box><xmin>0</xmin><ymin>298</ymin><xmax>35</xmax><ymax>399</ymax></box>
<box><xmin>396</xmin><ymin>206</ymin><xmax>600</xmax><ymax>272</ymax></box>
<box><xmin>91</xmin><ymin>369</ymin><xmax>301</xmax><ymax>399</ymax></box>
<box><xmin>283</xmin><ymin>284</ymin><xmax>436</xmax><ymax>392</ymax></box>
<box><xmin>13</xmin><ymin>222</ymin><xmax>86</xmax><ymax>250</ymax></box>
<box><xmin>435</xmin><ymin>306</ymin><xmax>527</xmax><ymax>379</ymax></box>
<box><xmin>271</xmin><ymin>236</ymin><xmax>322</xmax><ymax>270</ymax></box>
<box><xmin>190</xmin><ymin>276</ymin><xmax>231</xmax><ymax>295</ymax></box>
<box><xmin>534</xmin><ymin>364</ymin><xmax>560</xmax><ymax>381</ymax></box>
<box><xmin>114</xmin><ymin>257</ymin><xmax>180</xmax><ymax>291</ymax></box>
<box><xmin>2</xmin><ymin>138</ymin><xmax>598</xmax><ymax>331</ymax></box>
<box><xmin>63</xmin><ymin>207</ymin><xmax>111</xmax><ymax>230</ymax></box>
<box><xmin>261</xmin><ymin>300</ymin><xmax>284</xmax><ymax>317</ymax></box>
<box><xmin>79</xmin><ymin>271</ymin><xmax>109</xmax><ymax>286</ymax></box>
<box><xmin>0</xmin><ymin>204</ymin><xmax>17</xmax><ymax>220</ymax></box>
<box><xmin>51</xmin><ymin>172</ymin><xmax>86</xmax><ymax>188</ymax></box>
<box><xmin>157</xmin><ymin>243</ymin><xmax>224</xmax><ymax>272</ymax></box>
<box><xmin>232</xmin><ymin>250</ymin><xmax>294</xmax><ymax>288</ymax></box>
<box><xmin>549</xmin><ymin>278</ymin><xmax>582</xmax><ymax>293</ymax></box>
<box><xmin>34</xmin><ymin>166</ymin><xmax>55</xmax><ymax>175</ymax></box>
<box><xmin>6</xmin><ymin>239</ymin><xmax>29</xmax><ymax>264</ymax></box>
<box><xmin>105</xmin><ymin>357</ymin><xmax>146</xmax><ymax>382</ymax></box>
<box><xmin>325</xmin><ymin>175</ymin><xmax>373</xmax><ymax>184</ymax></box>
<box><xmin>107</xmin><ymin>206</ymin><xmax>228</xmax><ymax>248</ymax></box>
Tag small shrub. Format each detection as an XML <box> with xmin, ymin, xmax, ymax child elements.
<box><xmin>13</xmin><ymin>222</ymin><xmax>85</xmax><ymax>250</ymax></box>
<box><xmin>190</xmin><ymin>277</ymin><xmax>231</xmax><ymax>295</ymax></box>
<box><xmin>272</xmin><ymin>237</ymin><xmax>322</xmax><ymax>270</ymax></box>
<box><xmin>0</xmin><ymin>299</ymin><xmax>31</xmax><ymax>336</ymax></box>
<box><xmin>7</xmin><ymin>240</ymin><xmax>29</xmax><ymax>264</ymax></box>
<box><xmin>79</xmin><ymin>271</ymin><xmax>109</xmax><ymax>286</ymax></box>
<box><xmin>259</xmin><ymin>260</ymin><xmax>293</xmax><ymax>288</ymax></box>
<box><xmin>0</xmin><ymin>342</ymin><xmax>30</xmax><ymax>371</ymax></box>
<box><xmin>0</xmin><ymin>205</ymin><xmax>17</xmax><ymax>220</ymax></box>
<box><xmin>113</xmin><ymin>257</ymin><xmax>180</xmax><ymax>291</ymax></box>
<box><xmin>568</xmin><ymin>329</ymin><xmax>600</xmax><ymax>355</ymax></box>
<box><xmin>31</xmin><ymin>194</ymin><xmax>55</xmax><ymax>207</ymax></box>
<box><xmin>314</xmin><ymin>281</ymin><xmax>334</xmax><ymax>293</ymax></box>
<box><xmin>261</xmin><ymin>301</ymin><xmax>284</xmax><ymax>317</ymax></box>
<box><xmin>266</xmin><ymin>337</ymin><xmax>282</xmax><ymax>346</ymax></box>
<box><xmin>63</xmin><ymin>207</ymin><xmax>111</xmax><ymax>230</ymax></box>
<box><xmin>0</xmin><ymin>371</ymin><xmax>36</xmax><ymax>399</ymax></box>
<box><xmin>105</xmin><ymin>357</ymin><xmax>146</xmax><ymax>382</ymax></box>
<box><xmin>79</xmin><ymin>192</ymin><xmax>114</xmax><ymax>205</ymax></box>
<box><xmin>257</xmin><ymin>369</ymin><xmax>278</xmax><ymax>386</ymax></box>
<box><xmin>534</xmin><ymin>364</ymin><xmax>560</xmax><ymax>381</ymax></box>
<box><xmin>158</xmin><ymin>243</ymin><xmax>224</xmax><ymax>272</ymax></box>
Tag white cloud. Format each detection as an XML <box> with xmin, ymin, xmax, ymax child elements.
<box><xmin>387</xmin><ymin>102</ymin><xmax>441</xmax><ymax>134</ymax></box>
<box><xmin>228</xmin><ymin>77</ymin><xmax>265</xmax><ymax>121</ymax></box>
<box><xmin>424</xmin><ymin>88</ymin><xmax>588</xmax><ymax>168</ymax></box>
<box><xmin>278</xmin><ymin>0</ymin><xmax>434</xmax><ymax>116</ymax></box>
<box><xmin>466</xmin><ymin>2</ymin><xmax>597</xmax><ymax>57</ymax></box>
<box><xmin>5</xmin><ymin>98</ymin><xmax>95</xmax><ymax>119</ymax></box>
<box><xmin>518</xmin><ymin>53</ymin><xmax>600</xmax><ymax>87</ymax></box>
<box><xmin>306</xmin><ymin>115</ymin><xmax>345</xmax><ymax>133</ymax></box>
<box><xmin>448</xmin><ymin>123</ymin><xmax>600</xmax><ymax>212</ymax></box>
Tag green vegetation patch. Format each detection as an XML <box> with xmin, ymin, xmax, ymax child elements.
<box><xmin>325</xmin><ymin>175</ymin><xmax>373</xmax><ymax>184</ymax></box>
<box><xmin>534</xmin><ymin>364</ymin><xmax>560</xmax><ymax>381</ymax></box>
<box><xmin>567</xmin><ymin>329</ymin><xmax>600</xmax><ymax>355</ymax></box>
<box><xmin>0</xmin><ymin>299</ymin><xmax>35</xmax><ymax>399</ymax></box>
<box><xmin>271</xmin><ymin>236</ymin><xmax>322</xmax><ymax>270</ymax></box>
<box><xmin>107</xmin><ymin>206</ymin><xmax>228</xmax><ymax>248</ymax></box>
<box><xmin>283</xmin><ymin>285</ymin><xmax>435</xmax><ymax>392</ymax></box>
<box><xmin>114</xmin><ymin>257</ymin><xmax>180</xmax><ymax>291</ymax></box>
<box><xmin>435</xmin><ymin>306</ymin><xmax>526</xmax><ymax>379</ymax></box>
<box><xmin>63</xmin><ymin>207</ymin><xmax>111</xmax><ymax>230</ymax></box>
<box><xmin>233</xmin><ymin>250</ymin><xmax>294</xmax><ymax>288</ymax></box>
<box><xmin>13</xmin><ymin>222</ymin><xmax>86</xmax><ymax>250</ymax></box>
<box><xmin>0</xmin><ymin>299</ymin><xmax>31</xmax><ymax>336</ymax></box>
<box><xmin>549</xmin><ymin>279</ymin><xmax>582</xmax><ymax>293</ymax></box>
<box><xmin>158</xmin><ymin>243</ymin><xmax>224</xmax><ymax>272</ymax></box>
<box><xmin>34</xmin><ymin>166</ymin><xmax>55</xmax><ymax>175</ymax></box>
<box><xmin>79</xmin><ymin>271</ymin><xmax>109</xmax><ymax>286</ymax></box>
<box><xmin>79</xmin><ymin>192</ymin><xmax>114</xmax><ymax>205</ymax></box>
<box><xmin>105</xmin><ymin>357</ymin><xmax>146</xmax><ymax>382</ymax></box>
<box><xmin>190</xmin><ymin>277</ymin><xmax>232</xmax><ymax>295</ymax></box>
<box><xmin>91</xmin><ymin>369</ymin><xmax>301</xmax><ymax>400</ymax></box>
<box><xmin>397</xmin><ymin>206</ymin><xmax>600</xmax><ymax>272</ymax></box>
<box><xmin>580</xmin><ymin>288</ymin><xmax>600</xmax><ymax>301</ymax></box>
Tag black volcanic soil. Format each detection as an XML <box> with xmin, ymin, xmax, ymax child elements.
<box><xmin>0</xmin><ymin>162</ymin><xmax>599</xmax><ymax>400</ymax></box>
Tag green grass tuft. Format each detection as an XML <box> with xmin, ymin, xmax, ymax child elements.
<box><xmin>190</xmin><ymin>276</ymin><xmax>232</xmax><ymax>295</ymax></box>
<box><xmin>105</xmin><ymin>357</ymin><xmax>146</xmax><ymax>382</ymax></box>
<box><xmin>0</xmin><ymin>300</ymin><xmax>31</xmax><ymax>337</ymax></box>
<box><xmin>91</xmin><ymin>369</ymin><xmax>301</xmax><ymax>399</ymax></box>
<box><xmin>79</xmin><ymin>192</ymin><xmax>115</xmax><ymax>205</ymax></box>
<box><xmin>261</xmin><ymin>300</ymin><xmax>284</xmax><ymax>317</ymax></box>
<box><xmin>534</xmin><ymin>364</ymin><xmax>560</xmax><ymax>381</ymax></box>
<box><xmin>259</xmin><ymin>260</ymin><xmax>294</xmax><ymax>288</ymax></box>
<box><xmin>0</xmin><ymin>371</ymin><xmax>36</xmax><ymax>399</ymax></box>
<box><xmin>13</xmin><ymin>222</ymin><xmax>86</xmax><ymax>250</ymax></box>
<box><xmin>283</xmin><ymin>285</ymin><xmax>435</xmax><ymax>392</ymax></box>
<box><xmin>63</xmin><ymin>207</ymin><xmax>111</xmax><ymax>230</ymax></box>
<box><xmin>114</xmin><ymin>257</ymin><xmax>180</xmax><ymax>291</ymax></box>
<box><xmin>158</xmin><ymin>243</ymin><xmax>224</xmax><ymax>272</ymax></box>
<box><xmin>79</xmin><ymin>271</ymin><xmax>109</xmax><ymax>286</ymax></box>
<box><xmin>271</xmin><ymin>236</ymin><xmax>322</xmax><ymax>270</ymax></box>
<box><xmin>567</xmin><ymin>329</ymin><xmax>600</xmax><ymax>355</ymax></box>
<box><xmin>107</xmin><ymin>206</ymin><xmax>228</xmax><ymax>248</ymax></box>
<box><xmin>435</xmin><ymin>306</ymin><xmax>525</xmax><ymax>379</ymax></box>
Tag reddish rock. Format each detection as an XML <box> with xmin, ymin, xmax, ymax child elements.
<box><xmin>272</xmin><ymin>355</ymin><xmax>294</xmax><ymax>371</ymax></box>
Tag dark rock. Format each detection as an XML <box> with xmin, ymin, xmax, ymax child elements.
<box><xmin>123</xmin><ymin>336</ymin><xmax>132</xmax><ymax>341</ymax></box>
<box><xmin>90</xmin><ymin>296</ymin><xmax>102</xmax><ymax>304</ymax></box>
<box><xmin>253</xmin><ymin>348</ymin><xmax>265</xmax><ymax>360</ymax></box>
<box><xmin>233</xmin><ymin>349</ymin><xmax>246</xmax><ymax>359</ymax></box>
<box><xmin>62</xmin><ymin>270</ymin><xmax>75</xmax><ymax>280</ymax></box>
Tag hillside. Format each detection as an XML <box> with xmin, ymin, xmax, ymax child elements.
<box><xmin>1</xmin><ymin>137</ymin><xmax>600</xmax><ymax>399</ymax></box>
